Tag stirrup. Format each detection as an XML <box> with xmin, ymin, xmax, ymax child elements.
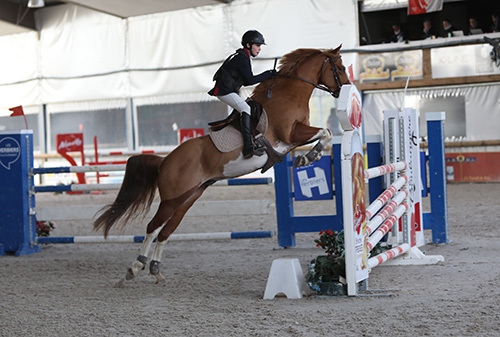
<box><xmin>252</xmin><ymin>144</ymin><xmax>266</xmax><ymax>156</ymax></box>
<box><xmin>243</xmin><ymin>144</ymin><xmax>266</xmax><ymax>159</ymax></box>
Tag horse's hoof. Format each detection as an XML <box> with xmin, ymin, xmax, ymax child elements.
<box><xmin>306</xmin><ymin>150</ymin><xmax>321</xmax><ymax>163</ymax></box>
<box><xmin>294</xmin><ymin>155</ymin><xmax>307</xmax><ymax>167</ymax></box>
<box><xmin>155</xmin><ymin>274</ymin><xmax>167</xmax><ymax>286</ymax></box>
<box><xmin>114</xmin><ymin>278</ymin><xmax>126</xmax><ymax>288</ymax></box>
<box><xmin>125</xmin><ymin>268</ymin><xmax>136</xmax><ymax>280</ymax></box>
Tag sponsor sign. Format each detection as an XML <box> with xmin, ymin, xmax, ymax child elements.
<box><xmin>56</xmin><ymin>133</ymin><xmax>84</xmax><ymax>155</ymax></box>
<box><xmin>446</xmin><ymin>152</ymin><xmax>500</xmax><ymax>182</ymax></box>
<box><xmin>0</xmin><ymin>137</ymin><xmax>21</xmax><ymax>170</ymax></box>
<box><xmin>179</xmin><ymin>128</ymin><xmax>204</xmax><ymax>144</ymax></box>
<box><xmin>359</xmin><ymin>50</ymin><xmax>423</xmax><ymax>83</ymax></box>
<box><xmin>293</xmin><ymin>156</ymin><xmax>333</xmax><ymax>201</ymax></box>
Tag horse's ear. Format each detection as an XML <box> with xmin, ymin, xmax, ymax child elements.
<box><xmin>333</xmin><ymin>44</ymin><xmax>342</xmax><ymax>53</ymax></box>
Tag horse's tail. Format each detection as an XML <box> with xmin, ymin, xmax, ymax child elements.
<box><xmin>93</xmin><ymin>154</ymin><xmax>164</xmax><ymax>237</ymax></box>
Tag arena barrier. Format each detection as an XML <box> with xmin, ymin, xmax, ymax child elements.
<box><xmin>32</xmin><ymin>164</ymin><xmax>271</xmax><ymax>193</ymax></box>
<box><xmin>338</xmin><ymin>89</ymin><xmax>445</xmax><ymax>296</ymax></box>
<box><xmin>274</xmin><ymin>89</ymin><xmax>448</xmax><ymax>248</ymax></box>
<box><xmin>264</xmin><ymin>85</ymin><xmax>448</xmax><ymax>299</ymax></box>
<box><xmin>266</xmin><ymin>85</ymin><xmax>447</xmax><ymax>298</ymax></box>
<box><xmin>37</xmin><ymin>231</ymin><xmax>274</xmax><ymax>244</ymax></box>
<box><xmin>0</xmin><ymin>133</ymin><xmax>273</xmax><ymax>256</ymax></box>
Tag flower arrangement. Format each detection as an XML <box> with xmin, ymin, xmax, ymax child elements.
<box><xmin>36</xmin><ymin>220</ymin><xmax>55</xmax><ymax>237</ymax></box>
<box><xmin>305</xmin><ymin>229</ymin><xmax>347</xmax><ymax>295</ymax></box>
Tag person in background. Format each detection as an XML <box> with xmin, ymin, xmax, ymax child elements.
<box><xmin>389</xmin><ymin>24</ymin><xmax>408</xmax><ymax>43</ymax></box>
<box><xmin>490</xmin><ymin>13</ymin><xmax>499</xmax><ymax>33</ymax></box>
<box><xmin>422</xmin><ymin>18</ymin><xmax>437</xmax><ymax>39</ymax></box>
<box><xmin>466</xmin><ymin>16</ymin><xmax>482</xmax><ymax>35</ymax></box>
<box><xmin>442</xmin><ymin>19</ymin><xmax>456</xmax><ymax>37</ymax></box>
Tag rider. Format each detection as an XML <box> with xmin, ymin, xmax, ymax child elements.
<box><xmin>208</xmin><ymin>30</ymin><xmax>277</xmax><ymax>159</ymax></box>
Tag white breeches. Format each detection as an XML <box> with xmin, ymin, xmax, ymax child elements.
<box><xmin>217</xmin><ymin>92</ymin><xmax>251</xmax><ymax>116</ymax></box>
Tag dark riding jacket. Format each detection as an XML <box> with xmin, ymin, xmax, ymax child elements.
<box><xmin>208</xmin><ymin>48</ymin><xmax>273</xmax><ymax>96</ymax></box>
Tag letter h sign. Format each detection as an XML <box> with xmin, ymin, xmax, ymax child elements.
<box><xmin>292</xmin><ymin>156</ymin><xmax>333</xmax><ymax>201</ymax></box>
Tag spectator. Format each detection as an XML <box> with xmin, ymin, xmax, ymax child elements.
<box><xmin>490</xmin><ymin>13</ymin><xmax>499</xmax><ymax>33</ymax></box>
<box><xmin>422</xmin><ymin>18</ymin><xmax>437</xmax><ymax>39</ymax></box>
<box><xmin>442</xmin><ymin>19</ymin><xmax>456</xmax><ymax>37</ymax></box>
<box><xmin>466</xmin><ymin>17</ymin><xmax>482</xmax><ymax>35</ymax></box>
<box><xmin>389</xmin><ymin>24</ymin><xmax>407</xmax><ymax>43</ymax></box>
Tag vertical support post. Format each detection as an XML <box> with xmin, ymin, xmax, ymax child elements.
<box><xmin>366</xmin><ymin>135</ymin><xmax>384</xmax><ymax>203</ymax></box>
<box><xmin>425</xmin><ymin>112</ymin><xmax>449</xmax><ymax>244</ymax></box>
<box><xmin>420</xmin><ymin>151</ymin><xmax>428</xmax><ymax>198</ymax></box>
<box><xmin>274</xmin><ymin>154</ymin><xmax>295</xmax><ymax>248</ymax></box>
<box><xmin>0</xmin><ymin>130</ymin><xmax>40</xmax><ymax>255</ymax></box>
<box><xmin>332</xmin><ymin>138</ymin><xmax>343</xmax><ymax>223</ymax></box>
<box><xmin>274</xmin><ymin>147</ymin><xmax>343</xmax><ymax>248</ymax></box>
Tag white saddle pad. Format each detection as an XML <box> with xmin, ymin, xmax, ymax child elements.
<box><xmin>209</xmin><ymin>111</ymin><xmax>268</xmax><ymax>153</ymax></box>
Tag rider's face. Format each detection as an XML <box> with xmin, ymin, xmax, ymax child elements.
<box><xmin>250</xmin><ymin>43</ymin><xmax>262</xmax><ymax>57</ymax></box>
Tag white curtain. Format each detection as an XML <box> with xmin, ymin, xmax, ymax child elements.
<box><xmin>0</xmin><ymin>32</ymin><xmax>41</xmax><ymax>109</ymax></box>
<box><xmin>0</xmin><ymin>0</ymin><xmax>359</xmax><ymax>109</ymax></box>
<box><xmin>35</xmin><ymin>5</ymin><xmax>128</xmax><ymax>103</ymax></box>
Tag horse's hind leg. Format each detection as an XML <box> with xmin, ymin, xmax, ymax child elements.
<box><xmin>114</xmin><ymin>202</ymin><xmax>174</xmax><ymax>287</ymax></box>
<box><xmin>125</xmin><ymin>225</ymin><xmax>162</xmax><ymax>281</ymax></box>
<box><xmin>148</xmin><ymin>185</ymin><xmax>210</xmax><ymax>285</ymax></box>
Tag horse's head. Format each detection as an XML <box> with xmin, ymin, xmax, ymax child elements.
<box><xmin>318</xmin><ymin>45</ymin><xmax>350</xmax><ymax>98</ymax></box>
<box><xmin>252</xmin><ymin>47</ymin><xmax>350</xmax><ymax>102</ymax></box>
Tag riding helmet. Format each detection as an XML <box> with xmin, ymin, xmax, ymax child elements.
<box><xmin>241</xmin><ymin>30</ymin><xmax>266</xmax><ymax>46</ymax></box>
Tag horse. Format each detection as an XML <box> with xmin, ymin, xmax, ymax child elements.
<box><xmin>93</xmin><ymin>46</ymin><xmax>350</xmax><ymax>286</ymax></box>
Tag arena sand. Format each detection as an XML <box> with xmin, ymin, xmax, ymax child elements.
<box><xmin>1</xmin><ymin>183</ymin><xmax>499</xmax><ymax>336</ymax></box>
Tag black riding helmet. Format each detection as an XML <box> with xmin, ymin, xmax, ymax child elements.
<box><xmin>241</xmin><ymin>30</ymin><xmax>266</xmax><ymax>47</ymax></box>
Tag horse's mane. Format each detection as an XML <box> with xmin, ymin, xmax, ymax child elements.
<box><xmin>252</xmin><ymin>47</ymin><xmax>341</xmax><ymax>99</ymax></box>
<box><xmin>278</xmin><ymin>48</ymin><xmax>328</xmax><ymax>75</ymax></box>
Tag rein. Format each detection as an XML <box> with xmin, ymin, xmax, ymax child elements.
<box><xmin>268</xmin><ymin>55</ymin><xmax>344</xmax><ymax>99</ymax></box>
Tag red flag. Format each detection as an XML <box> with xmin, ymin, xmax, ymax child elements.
<box><xmin>9</xmin><ymin>105</ymin><xmax>24</xmax><ymax>117</ymax></box>
<box><xmin>408</xmin><ymin>0</ymin><xmax>443</xmax><ymax>15</ymax></box>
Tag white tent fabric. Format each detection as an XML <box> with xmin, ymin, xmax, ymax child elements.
<box><xmin>128</xmin><ymin>0</ymin><xmax>358</xmax><ymax>99</ymax></box>
<box><xmin>0</xmin><ymin>0</ymin><xmax>358</xmax><ymax>109</ymax></box>
<box><xmin>0</xmin><ymin>32</ymin><xmax>41</xmax><ymax>109</ymax></box>
<box><xmin>36</xmin><ymin>5</ymin><xmax>127</xmax><ymax>77</ymax></box>
<box><xmin>36</xmin><ymin>5</ymin><xmax>128</xmax><ymax>103</ymax></box>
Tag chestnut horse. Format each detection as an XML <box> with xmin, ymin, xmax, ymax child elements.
<box><xmin>94</xmin><ymin>46</ymin><xmax>350</xmax><ymax>286</ymax></box>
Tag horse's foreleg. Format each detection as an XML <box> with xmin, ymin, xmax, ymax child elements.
<box><xmin>291</xmin><ymin>123</ymin><xmax>332</xmax><ymax>167</ymax></box>
<box><xmin>302</xmin><ymin>128</ymin><xmax>332</xmax><ymax>164</ymax></box>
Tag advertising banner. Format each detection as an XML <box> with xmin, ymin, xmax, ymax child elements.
<box><xmin>293</xmin><ymin>156</ymin><xmax>333</xmax><ymax>201</ymax></box>
<box><xmin>179</xmin><ymin>128</ymin><xmax>204</xmax><ymax>144</ymax></box>
<box><xmin>359</xmin><ymin>50</ymin><xmax>423</xmax><ymax>83</ymax></box>
<box><xmin>446</xmin><ymin>152</ymin><xmax>500</xmax><ymax>182</ymax></box>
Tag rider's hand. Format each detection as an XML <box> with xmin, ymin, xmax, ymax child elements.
<box><xmin>267</xmin><ymin>69</ymin><xmax>278</xmax><ymax>77</ymax></box>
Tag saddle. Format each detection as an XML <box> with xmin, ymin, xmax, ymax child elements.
<box><xmin>208</xmin><ymin>99</ymin><xmax>285</xmax><ymax>173</ymax></box>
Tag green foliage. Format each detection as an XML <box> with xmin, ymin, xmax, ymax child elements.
<box><xmin>314</xmin><ymin>229</ymin><xmax>345</xmax><ymax>257</ymax></box>
<box><xmin>306</xmin><ymin>230</ymin><xmax>346</xmax><ymax>287</ymax></box>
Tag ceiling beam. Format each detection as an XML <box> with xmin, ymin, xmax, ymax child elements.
<box><xmin>0</xmin><ymin>1</ymin><xmax>36</xmax><ymax>31</ymax></box>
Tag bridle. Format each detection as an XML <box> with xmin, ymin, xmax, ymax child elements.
<box><xmin>272</xmin><ymin>54</ymin><xmax>347</xmax><ymax>99</ymax></box>
<box><xmin>322</xmin><ymin>55</ymin><xmax>346</xmax><ymax>98</ymax></box>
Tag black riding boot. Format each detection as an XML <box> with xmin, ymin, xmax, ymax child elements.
<box><xmin>240</xmin><ymin>112</ymin><xmax>265</xmax><ymax>159</ymax></box>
